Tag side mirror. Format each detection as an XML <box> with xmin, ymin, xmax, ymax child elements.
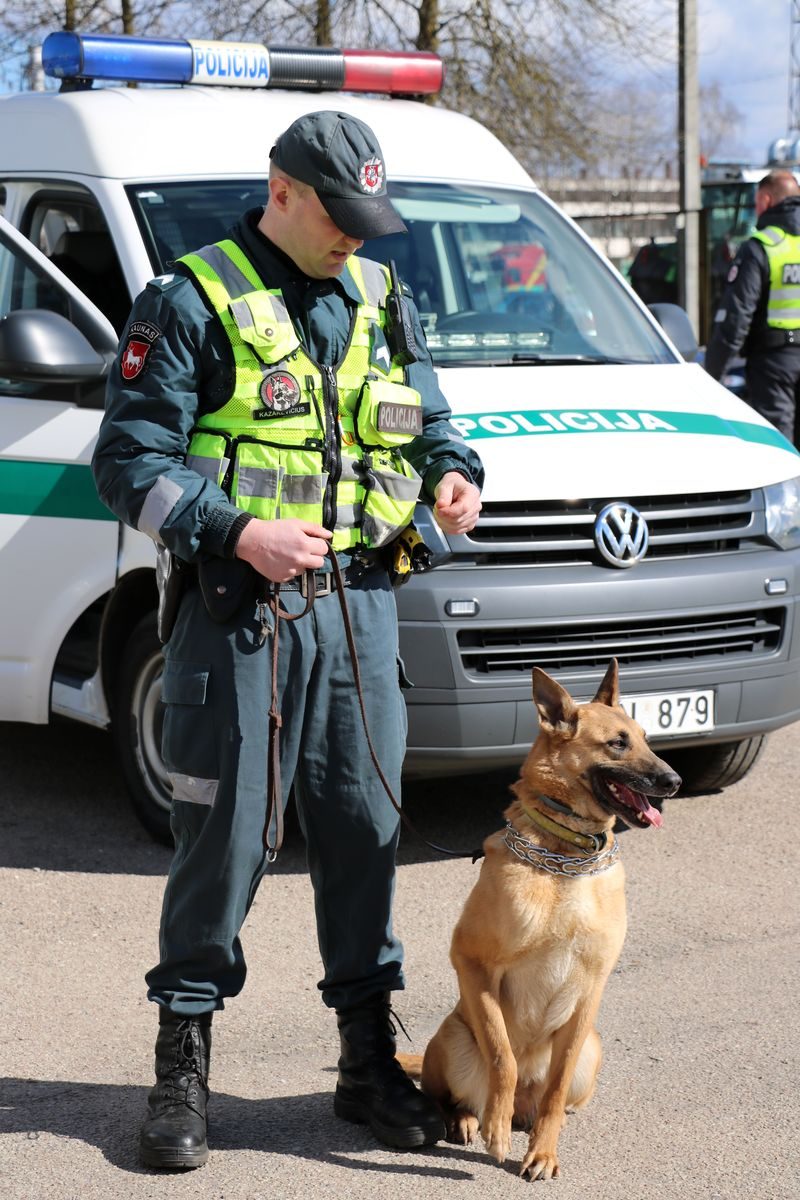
<box><xmin>0</xmin><ymin>308</ymin><xmax>111</xmax><ymax>382</ymax></box>
<box><xmin>647</xmin><ymin>302</ymin><xmax>699</xmax><ymax>363</ymax></box>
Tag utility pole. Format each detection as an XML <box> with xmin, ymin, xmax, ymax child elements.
<box><xmin>678</xmin><ymin>0</ymin><xmax>700</xmax><ymax>338</ymax></box>
<box><xmin>790</xmin><ymin>0</ymin><xmax>800</xmax><ymax>134</ymax></box>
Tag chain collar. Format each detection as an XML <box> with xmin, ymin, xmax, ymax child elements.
<box><xmin>504</xmin><ymin>821</ymin><xmax>620</xmax><ymax>878</ymax></box>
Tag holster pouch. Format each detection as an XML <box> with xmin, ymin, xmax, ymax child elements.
<box><xmin>156</xmin><ymin>547</ymin><xmax>188</xmax><ymax>645</ymax></box>
<box><xmin>387</xmin><ymin>522</ymin><xmax>433</xmax><ymax>587</ymax></box>
<box><xmin>198</xmin><ymin>556</ymin><xmax>255</xmax><ymax>623</ymax></box>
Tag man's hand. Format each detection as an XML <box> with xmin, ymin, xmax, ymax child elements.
<box><xmin>433</xmin><ymin>471</ymin><xmax>482</xmax><ymax>535</ymax></box>
<box><xmin>235</xmin><ymin>517</ymin><xmax>333</xmax><ymax>582</ymax></box>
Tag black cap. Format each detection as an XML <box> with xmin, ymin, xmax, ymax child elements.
<box><xmin>269</xmin><ymin>110</ymin><xmax>407</xmax><ymax>241</ymax></box>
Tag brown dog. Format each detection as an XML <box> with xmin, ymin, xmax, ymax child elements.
<box><xmin>411</xmin><ymin>660</ymin><xmax>680</xmax><ymax>1179</ymax></box>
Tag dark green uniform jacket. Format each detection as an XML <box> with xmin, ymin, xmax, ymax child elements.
<box><xmin>92</xmin><ymin>208</ymin><xmax>484</xmax><ymax>562</ymax></box>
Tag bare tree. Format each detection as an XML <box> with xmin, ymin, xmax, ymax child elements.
<box><xmin>699</xmin><ymin>81</ymin><xmax>743</xmax><ymax>161</ymax></box>
<box><xmin>0</xmin><ymin>0</ymin><xmax>671</xmax><ymax>174</ymax></box>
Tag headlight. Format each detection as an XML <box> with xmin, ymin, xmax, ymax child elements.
<box><xmin>764</xmin><ymin>475</ymin><xmax>800</xmax><ymax>549</ymax></box>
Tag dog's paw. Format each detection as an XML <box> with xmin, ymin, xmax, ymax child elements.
<box><xmin>520</xmin><ymin>1145</ymin><xmax>560</xmax><ymax>1181</ymax></box>
<box><xmin>447</xmin><ymin>1108</ymin><xmax>479</xmax><ymax>1145</ymax></box>
<box><xmin>481</xmin><ymin>1109</ymin><xmax>513</xmax><ymax>1163</ymax></box>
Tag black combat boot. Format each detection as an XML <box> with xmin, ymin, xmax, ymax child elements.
<box><xmin>334</xmin><ymin>992</ymin><xmax>446</xmax><ymax>1149</ymax></box>
<box><xmin>139</xmin><ymin>1009</ymin><xmax>212</xmax><ymax>1170</ymax></box>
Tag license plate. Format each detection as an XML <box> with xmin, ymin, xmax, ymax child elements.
<box><xmin>620</xmin><ymin>689</ymin><xmax>715</xmax><ymax>736</ymax></box>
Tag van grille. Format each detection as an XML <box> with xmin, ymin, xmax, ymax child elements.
<box><xmin>455</xmin><ymin>490</ymin><xmax>763</xmax><ymax>566</ymax></box>
<box><xmin>457</xmin><ymin>608</ymin><xmax>785</xmax><ymax>677</ymax></box>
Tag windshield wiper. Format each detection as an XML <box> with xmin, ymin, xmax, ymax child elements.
<box><xmin>437</xmin><ymin>354</ymin><xmax>646</xmax><ymax>368</ymax></box>
<box><xmin>510</xmin><ymin>353</ymin><xmax>637</xmax><ymax>365</ymax></box>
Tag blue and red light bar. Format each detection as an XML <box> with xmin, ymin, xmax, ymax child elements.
<box><xmin>41</xmin><ymin>32</ymin><xmax>444</xmax><ymax>95</ymax></box>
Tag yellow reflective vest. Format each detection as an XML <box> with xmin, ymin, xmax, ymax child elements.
<box><xmin>179</xmin><ymin>240</ymin><xmax>423</xmax><ymax>550</ymax></box>
<box><xmin>752</xmin><ymin>226</ymin><xmax>800</xmax><ymax>329</ymax></box>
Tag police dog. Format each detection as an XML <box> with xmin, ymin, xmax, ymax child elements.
<box><xmin>408</xmin><ymin>661</ymin><xmax>680</xmax><ymax>1179</ymax></box>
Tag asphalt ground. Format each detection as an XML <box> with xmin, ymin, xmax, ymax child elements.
<box><xmin>1</xmin><ymin>717</ymin><xmax>798</xmax><ymax>1199</ymax></box>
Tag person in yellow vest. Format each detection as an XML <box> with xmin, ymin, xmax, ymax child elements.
<box><xmin>92</xmin><ymin>110</ymin><xmax>483</xmax><ymax>1170</ymax></box>
<box><xmin>705</xmin><ymin>169</ymin><xmax>800</xmax><ymax>443</ymax></box>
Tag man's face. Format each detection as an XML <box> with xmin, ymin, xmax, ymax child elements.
<box><xmin>285</xmin><ymin>184</ymin><xmax>364</xmax><ymax>279</ymax></box>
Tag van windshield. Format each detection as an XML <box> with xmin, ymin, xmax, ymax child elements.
<box><xmin>127</xmin><ymin>179</ymin><xmax>675</xmax><ymax>366</ymax></box>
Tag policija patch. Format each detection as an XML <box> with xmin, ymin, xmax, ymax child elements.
<box><xmin>253</xmin><ymin>369</ymin><xmax>309</xmax><ymax>421</ymax></box>
<box><xmin>378</xmin><ymin>400</ymin><xmax>423</xmax><ymax>437</ymax></box>
<box><xmin>120</xmin><ymin>320</ymin><xmax>161</xmax><ymax>381</ymax></box>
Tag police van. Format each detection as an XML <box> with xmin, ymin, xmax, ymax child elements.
<box><xmin>2</xmin><ymin>31</ymin><xmax>800</xmax><ymax>841</ymax></box>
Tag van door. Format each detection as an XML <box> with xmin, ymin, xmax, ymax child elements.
<box><xmin>0</xmin><ymin>215</ymin><xmax>120</xmax><ymax>725</ymax></box>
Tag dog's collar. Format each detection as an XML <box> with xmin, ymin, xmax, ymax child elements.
<box><xmin>520</xmin><ymin>797</ymin><xmax>608</xmax><ymax>854</ymax></box>
<box><xmin>504</xmin><ymin>822</ymin><xmax>620</xmax><ymax>877</ymax></box>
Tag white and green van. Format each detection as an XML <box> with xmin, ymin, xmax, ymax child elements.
<box><xmin>2</xmin><ymin>33</ymin><xmax>799</xmax><ymax>839</ymax></box>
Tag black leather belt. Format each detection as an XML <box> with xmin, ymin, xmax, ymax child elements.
<box><xmin>278</xmin><ymin>554</ymin><xmax>382</xmax><ymax>597</ymax></box>
<box><xmin>756</xmin><ymin>328</ymin><xmax>800</xmax><ymax>349</ymax></box>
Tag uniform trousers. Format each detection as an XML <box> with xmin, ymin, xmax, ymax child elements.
<box><xmin>145</xmin><ymin>563</ymin><xmax>406</xmax><ymax>1016</ymax></box>
<box><xmin>745</xmin><ymin>346</ymin><xmax>800</xmax><ymax>444</ymax></box>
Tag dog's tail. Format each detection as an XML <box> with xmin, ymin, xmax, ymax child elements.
<box><xmin>395</xmin><ymin>1051</ymin><xmax>423</xmax><ymax>1079</ymax></box>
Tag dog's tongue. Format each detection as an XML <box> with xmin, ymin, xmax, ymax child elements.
<box><xmin>618</xmin><ymin>782</ymin><xmax>663</xmax><ymax>828</ymax></box>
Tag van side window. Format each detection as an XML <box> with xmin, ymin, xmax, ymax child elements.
<box><xmin>22</xmin><ymin>190</ymin><xmax>132</xmax><ymax>334</ymax></box>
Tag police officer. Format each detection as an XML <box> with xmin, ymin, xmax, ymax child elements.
<box><xmin>92</xmin><ymin>110</ymin><xmax>484</xmax><ymax>1170</ymax></box>
<box><xmin>705</xmin><ymin>169</ymin><xmax>800</xmax><ymax>443</ymax></box>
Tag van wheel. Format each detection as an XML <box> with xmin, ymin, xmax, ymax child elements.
<box><xmin>669</xmin><ymin>735</ymin><xmax>767</xmax><ymax>795</ymax></box>
<box><xmin>112</xmin><ymin>613</ymin><xmax>172</xmax><ymax>844</ymax></box>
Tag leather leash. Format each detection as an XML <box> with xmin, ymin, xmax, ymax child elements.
<box><xmin>327</xmin><ymin>552</ymin><xmax>482</xmax><ymax>861</ymax></box>
<box><xmin>260</xmin><ymin>580</ymin><xmax>314</xmax><ymax>862</ymax></box>
<box><xmin>260</xmin><ymin>553</ymin><xmax>483</xmax><ymax>863</ymax></box>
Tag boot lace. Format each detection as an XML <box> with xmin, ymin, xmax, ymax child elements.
<box><xmin>159</xmin><ymin>1020</ymin><xmax>207</xmax><ymax>1113</ymax></box>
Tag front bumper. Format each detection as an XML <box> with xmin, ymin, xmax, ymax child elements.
<box><xmin>396</xmin><ymin>547</ymin><xmax>800</xmax><ymax>776</ymax></box>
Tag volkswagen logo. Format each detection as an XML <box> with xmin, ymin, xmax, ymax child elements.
<box><xmin>594</xmin><ymin>502</ymin><xmax>649</xmax><ymax>568</ymax></box>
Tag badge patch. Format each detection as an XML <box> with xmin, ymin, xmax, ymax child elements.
<box><xmin>120</xmin><ymin>320</ymin><xmax>161</xmax><ymax>381</ymax></box>
<box><xmin>727</xmin><ymin>264</ymin><xmax>738</xmax><ymax>283</ymax></box>
<box><xmin>359</xmin><ymin>156</ymin><xmax>384</xmax><ymax>194</ymax></box>
<box><xmin>259</xmin><ymin>370</ymin><xmax>302</xmax><ymax>411</ymax></box>
<box><xmin>377</xmin><ymin>401</ymin><xmax>423</xmax><ymax>437</ymax></box>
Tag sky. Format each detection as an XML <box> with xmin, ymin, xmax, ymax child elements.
<box><xmin>0</xmin><ymin>1</ymin><xmax>793</xmax><ymax>168</ymax></box>
<box><xmin>694</xmin><ymin>0</ymin><xmax>791</xmax><ymax>162</ymax></box>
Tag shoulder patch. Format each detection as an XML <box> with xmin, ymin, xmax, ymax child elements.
<box><xmin>120</xmin><ymin>321</ymin><xmax>161</xmax><ymax>381</ymax></box>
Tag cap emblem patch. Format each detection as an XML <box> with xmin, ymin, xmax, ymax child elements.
<box><xmin>359</xmin><ymin>156</ymin><xmax>384</xmax><ymax>194</ymax></box>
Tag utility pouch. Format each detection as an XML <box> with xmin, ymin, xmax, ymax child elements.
<box><xmin>355</xmin><ymin>377</ymin><xmax>423</xmax><ymax>448</ymax></box>
<box><xmin>156</xmin><ymin>547</ymin><xmax>188</xmax><ymax>645</ymax></box>
<box><xmin>198</xmin><ymin>557</ymin><xmax>255</xmax><ymax>623</ymax></box>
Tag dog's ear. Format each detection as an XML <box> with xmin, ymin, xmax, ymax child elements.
<box><xmin>592</xmin><ymin>658</ymin><xmax>620</xmax><ymax>708</ymax></box>
<box><xmin>532</xmin><ymin>667</ymin><xmax>578</xmax><ymax>733</ymax></box>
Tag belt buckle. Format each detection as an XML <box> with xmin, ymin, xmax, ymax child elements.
<box><xmin>299</xmin><ymin>571</ymin><xmax>333</xmax><ymax>598</ymax></box>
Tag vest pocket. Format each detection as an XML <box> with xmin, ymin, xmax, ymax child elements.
<box><xmin>355</xmin><ymin>377</ymin><xmax>423</xmax><ymax>448</ymax></box>
<box><xmin>361</xmin><ymin>452</ymin><xmax>422</xmax><ymax>547</ymax></box>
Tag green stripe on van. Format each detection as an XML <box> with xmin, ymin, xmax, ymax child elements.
<box><xmin>451</xmin><ymin>408</ymin><xmax>800</xmax><ymax>454</ymax></box>
<box><xmin>0</xmin><ymin>460</ymin><xmax>116</xmax><ymax>521</ymax></box>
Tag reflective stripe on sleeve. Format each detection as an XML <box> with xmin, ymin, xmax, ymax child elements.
<box><xmin>138</xmin><ymin>476</ymin><xmax>184</xmax><ymax>543</ymax></box>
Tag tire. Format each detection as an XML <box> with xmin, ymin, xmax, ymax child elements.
<box><xmin>112</xmin><ymin>612</ymin><xmax>172</xmax><ymax>843</ymax></box>
<box><xmin>668</xmin><ymin>735</ymin><xmax>767</xmax><ymax>795</ymax></box>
